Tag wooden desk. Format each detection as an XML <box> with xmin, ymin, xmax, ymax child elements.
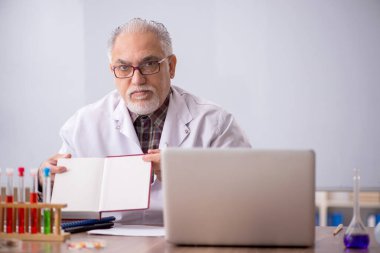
<box><xmin>6</xmin><ymin>227</ymin><xmax>380</xmax><ymax>253</ymax></box>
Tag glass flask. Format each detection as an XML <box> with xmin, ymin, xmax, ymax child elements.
<box><xmin>343</xmin><ymin>168</ymin><xmax>370</xmax><ymax>249</ymax></box>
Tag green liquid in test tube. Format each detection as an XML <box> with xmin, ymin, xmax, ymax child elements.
<box><xmin>44</xmin><ymin>209</ymin><xmax>51</xmax><ymax>234</ymax></box>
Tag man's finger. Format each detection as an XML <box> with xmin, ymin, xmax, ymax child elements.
<box><xmin>142</xmin><ymin>153</ymin><xmax>160</xmax><ymax>163</ymax></box>
<box><xmin>63</xmin><ymin>153</ymin><xmax>72</xmax><ymax>158</ymax></box>
<box><xmin>54</xmin><ymin>166</ymin><xmax>68</xmax><ymax>174</ymax></box>
<box><xmin>47</xmin><ymin>159</ymin><xmax>58</xmax><ymax>166</ymax></box>
<box><xmin>48</xmin><ymin>165</ymin><xmax>67</xmax><ymax>174</ymax></box>
<box><xmin>147</xmin><ymin>149</ymin><xmax>160</xmax><ymax>154</ymax></box>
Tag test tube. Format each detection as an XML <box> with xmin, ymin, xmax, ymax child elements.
<box><xmin>30</xmin><ymin>168</ymin><xmax>39</xmax><ymax>233</ymax></box>
<box><xmin>6</xmin><ymin>168</ymin><xmax>14</xmax><ymax>233</ymax></box>
<box><xmin>43</xmin><ymin>167</ymin><xmax>51</xmax><ymax>234</ymax></box>
<box><xmin>18</xmin><ymin>167</ymin><xmax>25</xmax><ymax>233</ymax></box>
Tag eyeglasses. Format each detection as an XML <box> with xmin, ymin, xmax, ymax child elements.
<box><xmin>112</xmin><ymin>56</ymin><xmax>170</xmax><ymax>79</ymax></box>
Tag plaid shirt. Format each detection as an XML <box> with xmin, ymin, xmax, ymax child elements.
<box><xmin>130</xmin><ymin>94</ymin><xmax>170</xmax><ymax>153</ymax></box>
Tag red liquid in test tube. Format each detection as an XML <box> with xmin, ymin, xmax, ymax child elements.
<box><xmin>30</xmin><ymin>168</ymin><xmax>39</xmax><ymax>233</ymax></box>
<box><xmin>6</xmin><ymin>168</ymin><xmax>14</xmax><ymax>233</ymax></box>
<box><xmin>18</xmin><ymin>167</ymin><xmax>25</xmax><ymax>233</ymax></box>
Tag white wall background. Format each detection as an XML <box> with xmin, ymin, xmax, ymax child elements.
<box><xmin>0</xmin><ymin>0</ymin><xmax>85</xmax><ymax>185</ymax></box>
<box><xmin>0</xmin><ymin>0</ymin><xmax>379</xmax><ymax>190</ymax></box>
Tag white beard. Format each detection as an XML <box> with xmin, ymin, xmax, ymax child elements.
<box><xmin>126</xmin><ymin>96</ymin><xmax>160</xmax><ymax>115</ymax></box>
<box><xmin>126</xmin><ymin>85</ymin><xmax>160</xmax><ymax>115</ymax></box>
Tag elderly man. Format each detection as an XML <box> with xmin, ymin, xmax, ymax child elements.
<box><xmin>39</xmin><ymin>18</ymin><xmax>251</xmax><ymax>224</ymax></box>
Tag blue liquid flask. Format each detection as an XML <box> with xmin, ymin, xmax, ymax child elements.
<box><xmin>343</xmin><ymin>168</ymin><xmax>370</xmax><ymax>249</ymax></box>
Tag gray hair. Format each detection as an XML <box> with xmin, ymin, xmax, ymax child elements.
<box><xmin>107</xmin><ymin>18</ymin><xmax>173</xmax><ymax>62</ymax></box>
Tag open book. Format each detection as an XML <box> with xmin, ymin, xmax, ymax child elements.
<box><xmin>51</xmin><ymin>155</ymin><xmax>152</xmax><ymax>219</ymax></box>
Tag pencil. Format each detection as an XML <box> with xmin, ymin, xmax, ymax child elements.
<box><xmin>333</xmin><ymin>224</ymin><xmax>343</xmax><ymax>236</ymax></box>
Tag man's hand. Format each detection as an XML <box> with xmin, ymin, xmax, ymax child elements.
<box><xmin>38</xmin><ymin>153</ymin><xmax>71</xmax><ymax>188</ymax></box>
<box><xmin>142</xmin><ymin>149</ymin><xmax>161</xmax><ymax>181</ymax></box>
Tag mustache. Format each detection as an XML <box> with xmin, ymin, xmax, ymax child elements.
<box><xmin>127</xmin><ymin>85</ymin><xmax>156</xmax><ymax>96</ymax></box>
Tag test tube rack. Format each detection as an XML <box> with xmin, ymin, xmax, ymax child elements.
<box><xmin>0</xmin><ymin>202</ymin><xmax>70</xmax><ymax>241</ymax></box>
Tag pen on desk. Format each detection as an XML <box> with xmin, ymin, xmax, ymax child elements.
<box><xmin>30</xmin><ymin>168</ymin><xmax>39</xmax><ymax>233</ymax></box>
<box><xmin>17</xmin><ymin>167</ymin><xmax>25</xmax><ymax>233</ymax></box>
<box><xmin>5</xmin><ymin>168</ymin><xmax>14</xmax><ymax>233</ymax></box>
<box><xmin>61</xmin><ymin>216</ymin><xmax>116</xmax><ymax>229</ymax></box>
<box><xmin>333</xmin><ymin>224</ymin><xmax>343</xmax><ymax>236</ymax></box>
<box><xmin>43</xmin><ymin>167</ymin><xmax>51</xmax><ymax>234</ymax></box>
<box><xmin>64</xmin><ymin>222</ymin><xmax>114</xmax><ymax>234</ymax></box>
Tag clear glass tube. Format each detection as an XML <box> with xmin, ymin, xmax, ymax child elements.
<box><xmin>43</xmin><ymin>167</ymin><xmax>51</xmax><ymax>234</ymax></box>
<box><xmin>31</xmin><ymin>168</ymin><xmax>38</xmax><ymax>193</ymax></box>
<box><xmin>43</xmin><ymin>168</ymin><xmax>51</xmax><ymax>204</ymax></box>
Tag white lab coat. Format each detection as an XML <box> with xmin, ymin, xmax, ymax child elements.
<box><xmin>58</xmin><ymin>85</ymin><xmax>251</xmax><ymax>224</ymax></box>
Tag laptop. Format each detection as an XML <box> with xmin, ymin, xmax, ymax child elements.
<box><xmin>161</xmin><ymin>149</ymin><xmax>315</xmax><ymax>247</ymax></box>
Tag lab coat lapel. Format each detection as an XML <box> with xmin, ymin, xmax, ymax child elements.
<box><xmin>112</xmin><ymin>99</ymin><xmax>142</xmax><ymax>154</ymax></box>
<box><xmin>160</xmin><ymin>88</ymin><xmax>192</xmax><ymax>148</ymax></box>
